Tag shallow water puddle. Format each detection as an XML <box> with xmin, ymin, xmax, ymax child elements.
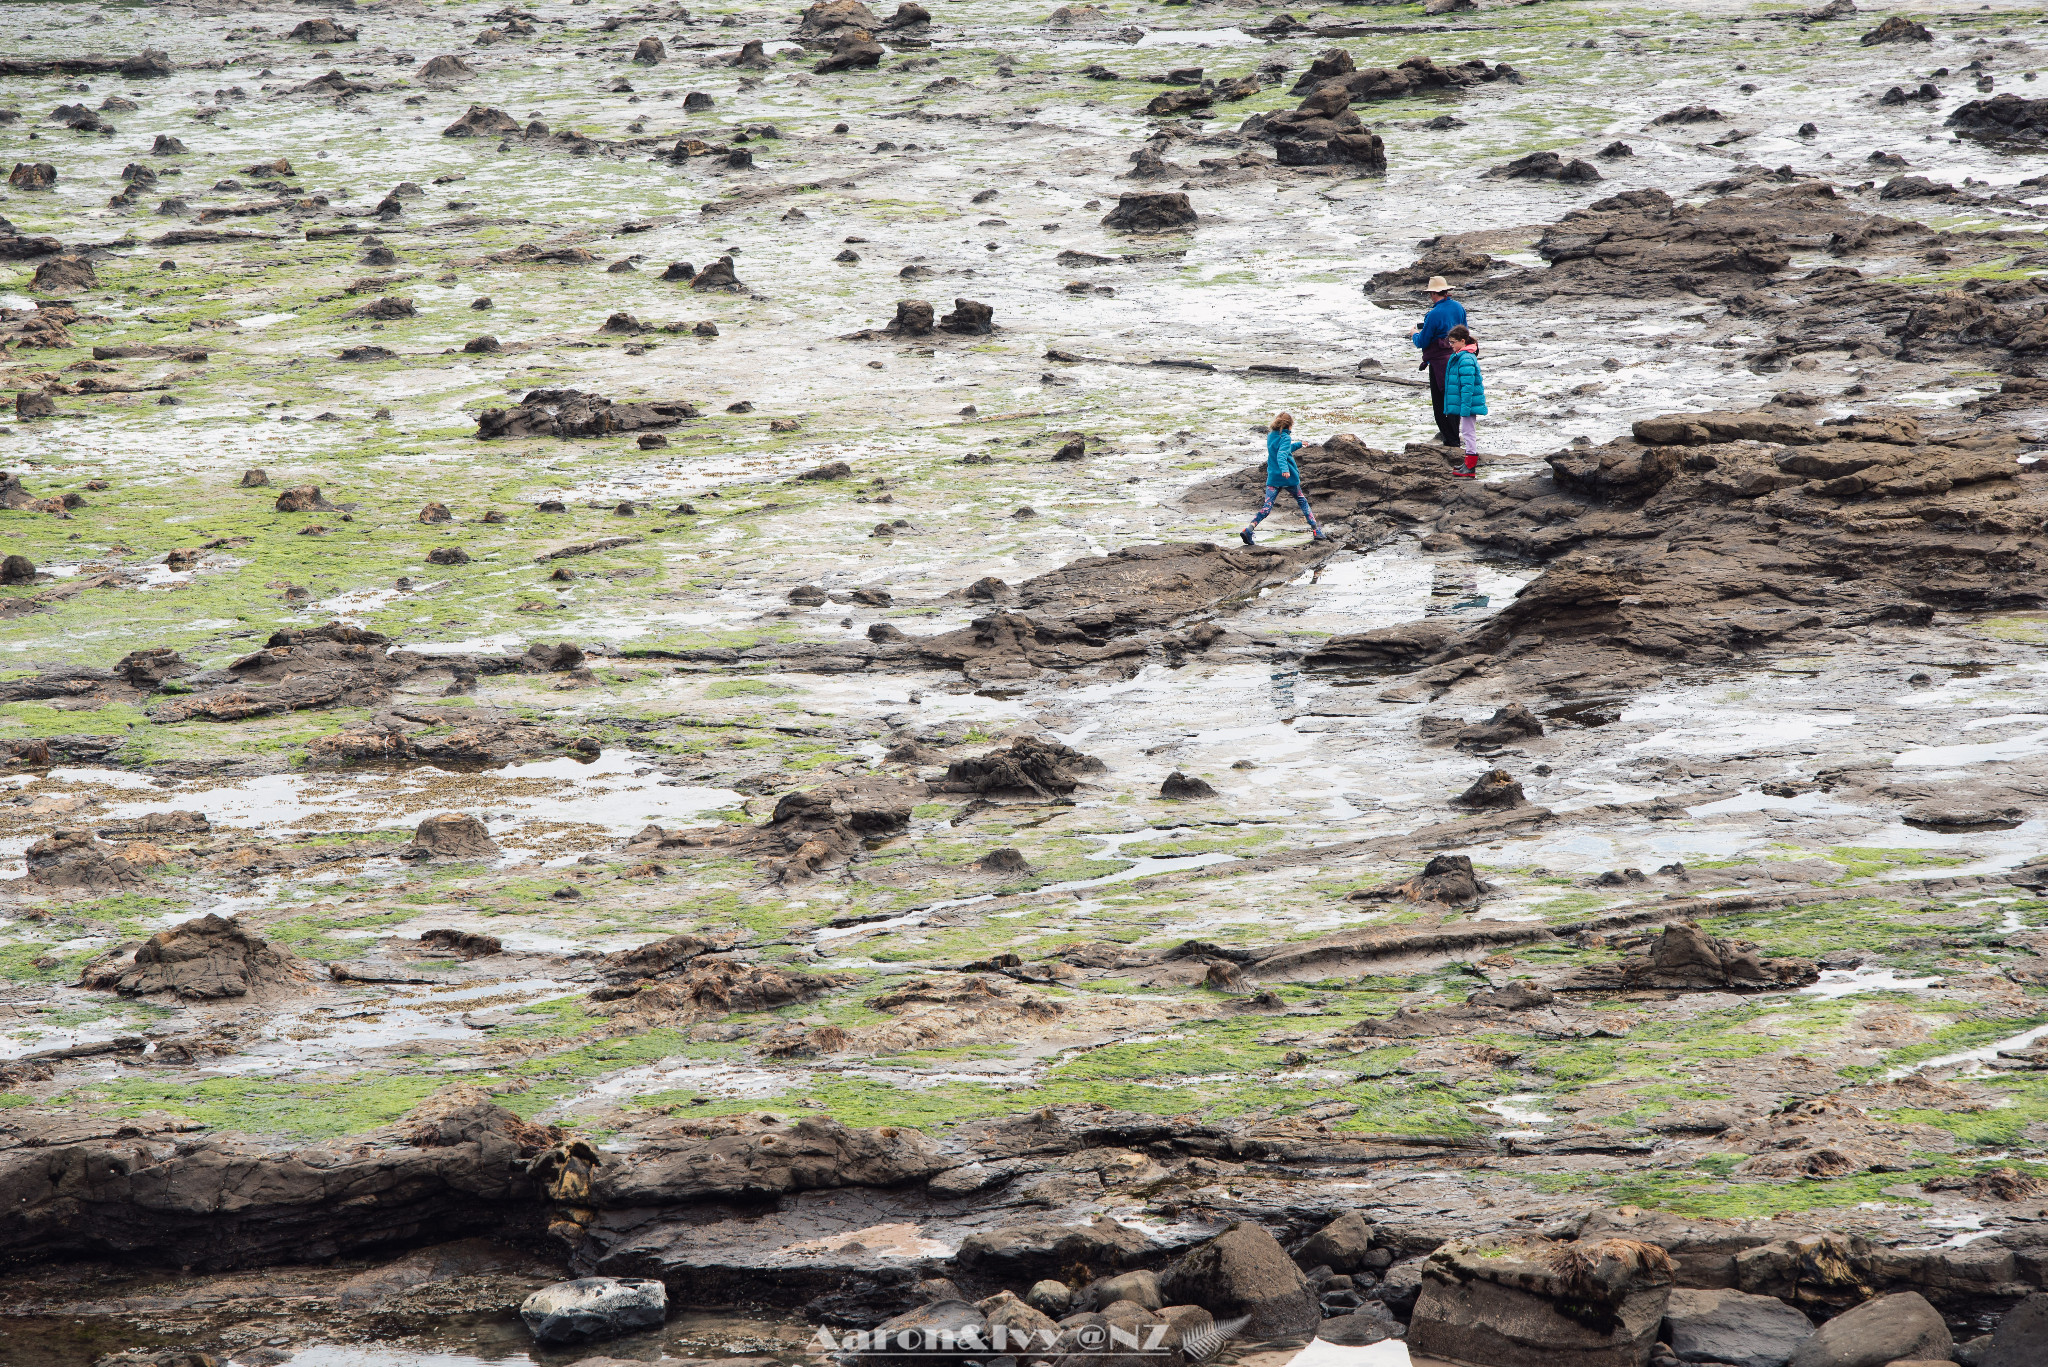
<box><xmin>1802</xmin><ymin>966</ymin><xmax>1943</xmax><ymax>1000</ymax></box>
<box><xmin>60</xmin><ymin>751</ymin><xmax>742</xmax><ymax>840</ymax></box>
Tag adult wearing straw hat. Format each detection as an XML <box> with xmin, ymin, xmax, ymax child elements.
<box><xmin>1408</xmin><ymin>275</ymin><xmax>1468</xmax><ymax>449</ymax></box>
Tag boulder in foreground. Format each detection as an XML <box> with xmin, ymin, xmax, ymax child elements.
<box><xmin>521</xmin><ymin>1277</ymin><xmax>667</xmax><ymax>1344</ymax></box>
<box><xmin>1157</xmin><ymin>1221</ymin><xmax>1320</xmax><ymax>1340</ymax></box>
<box><xmin>1409</xmin><ymin>1234</ymin><xmax>1674</xmax><ymax>1367</ymax></box>
<box><xmin>1786</xmin><ymin>1291</ymin><xmax>1949</xmax><ymax>1367</ymax></box>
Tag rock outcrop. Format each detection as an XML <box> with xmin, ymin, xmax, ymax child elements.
<box><xmin>1410</xmin><ymin>1235</ymin><xmax>1675</xmax><ymax>1367</ymax></box>
<box><xmin>1946</xmin><ymin>94</ymin><xmax>2048</xmax><ymax>149</ymax></box>
<box><xmin>625</xmin><ymin>775</ymin><xmax>925</xmax><ymax>879</ymax></box>
<box><xmin>1102</xmin><ymin>192</ymin><xmax>1196</xmax><ymax>232</ymax></box>
<box><xmin>401</xmin><ymin>812</ymin><xmax>500</xmax><ymax>860</ymax></box>
<box><xmin>1559</xmin><ymin>922</ymin><xmax>1819</xmax><ymax>992</ymax></box>
<box><xmin>475</xmin><ymin>389</ymin><xmax>700</xmax><ymax>440</ymax></box>
<box><xmin>935</xmin><ymin>736</ymin><xmax>1105</xmax><ymax>797</ymax></box>
<box><xmin>79</xmin><ymin>914</ymin><xmax>310</xmax><ymax>999</ymax></box>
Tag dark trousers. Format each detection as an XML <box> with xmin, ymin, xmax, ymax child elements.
<box><xmin>1428</xmin><ymin>361</ymin><xmax>1460</xmax><ymax>446</ymax></box>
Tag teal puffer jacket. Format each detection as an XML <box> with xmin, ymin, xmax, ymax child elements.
<box><xmin>1443</xmin><ymin>350</ymin><xmax>1487</xmax><ymax>416</ymax></box>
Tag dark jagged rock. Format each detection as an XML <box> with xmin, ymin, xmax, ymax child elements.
<box><xmin>1975</xmin><ymin>1291</ymin><xmax>2048</xmax><ymax>1367</ymax></box>
<box><xmin>79</xmin><ymin>914</ymin><xmax>310</xmax><ymax>999</ymax></box>
<box><xmin>1145</xmin><ymin>89</ymin><xmax>1213</xmax><ymax>117</ymax></box>
<box><xmin>889</xmin><ymin>299</ymin><xmax>936</xmax><ymax>335</ymax></box>
<box><xmin>443</xmin><ymin>105</ymin><xmax>521</xmax><ymax>138</ymax></box>
<box><xmin>0</xmin><ymin>231</ymin><xmax>64</xmax><ymax>258</ymax></box>
<box><xmin>1443</xmin><ymin>703</ymin><xmax>1545</xmax><ymax>747</ymax></box>
<box><xmin>597</xmin><ymin>931</ymin><xmax>741</xmax><ymax>982</ymax></box>
<box><xmin>1350</xmin><ymin>853</ymin><xmax>1489</xmax><ymax>907</ymax></box>
<box><xmin>936</xmin><ymin>735</ymin><xmax>1106</xmax><ymax>797</ymax></box>
<box><xmin>1160</xmin><ymin>771</ymin><xmax>1218</xmax><ymax>800</ymax></box>
<box><xmin>349</xmin><ymin>294</ymin><xmax>415</xmax><ymax>320</ymax></box>
<box><xmin>28</xmin><ymin>256</ymin><xmax>94</xmax><ymax>295</ymax></box>
<box><xmin>24</xmin><ymin>830</ymin><xmax>156</xmax><ymax>892</ymax></box>
<box><xmin>815</xmin><ymin>30</ymin><xmax>885</xmax><ymax>74</ymax></box>
<box><xmin>632</xmin><ymin>37</ymin><xmax>667</xmax><ymax>66</ymax></box>
<box><xmin>400</xmin><ymin>813</ymin><xmax>500</xmax><ymax>860</ymax></box>
<box><xmin>1206</xmin><ymin>394</ymin><xmax>2033</xmax><ymax>692</ymax></box>
<box><xmin>1482</xmin><ymin>150</ymin><xmax>1602</xmax><ymax>183</ymax></box>
<box><xmin>1287</xmin><ymin>54</ymin><xmax>1512</xmax><ymax>107</ymax></box>
<box><xmin>1102</xmin><ymin>192</ymin><xmax>1196</xmax><ymax>232</ymax></box>
<box><xmin>1560</xmin><ymin>921</ymin><xmax>1818</xmax><ymax>993</ymax></box>
<box><xmin>1946</xmin><ymin>94</ymin><xmax>2048</xmax><ymax>149</ymax></box>
<box><xmin>289</xmin><ymin>18</ymin><xmax>358</xmax><ymax>42</ymax></box>
<box><xmin>1455</xmin><ymin>768</ymin><xmax>1525</xmax><ymax>808</ymax></box>
<box><xmin>418</xmin><ymin>54</ymin><xmax>475</xmax><ymax>82</ymax></box>
<box><xmin>145</xmin><ymin>622</ymin><xmax>442</xmax><ymax>722</ymax></box>
<box><xmin>1122</xmin><ymin>146</ymin><xmax>1190</xmax><ymax>180</ymax></box>
<box><xmin>796</xmin><ymin>0</ymin><xmax>883</xmax><ymax>39</ymax></box>
<box><xmin>1241</xmin><ymin>84</ymin><xmax>1385</xmax><ymax>170</ymax></box>
<box><xmin>977</xmin><ymin>847</ymin><xmax>1033</xmax><ymax>874</ymax></box>
<box><xmin>1859</xmin><ymin>15</ymin><xmax>1931</xmax><ymax>45</ymax></box>
<box><xmin>692</xmin><ymin>255</ymin><xmax>743</xmax><ymax>291</ymax></box>
<box><xmin>938</xmin><ymin>298</ymin><xmax>994</xmax><ymax>334</ymax></box>
<box><xmin>476</xmin><ymin>389</ymin><xmax>699</xmax><ymax>440</ymax></box>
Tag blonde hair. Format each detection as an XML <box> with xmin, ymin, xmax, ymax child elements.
<box><xmin>1270</xmin><ymin>412</ymin><xmax>1293</xmax><ymax>432</ymax></box>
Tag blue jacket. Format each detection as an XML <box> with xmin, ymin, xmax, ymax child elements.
<box><xmin>1443</xmin><ymin>349</ymin><xmax>1487</xmax><ymax>416</ymax></box>
<box><xmin>1265</xmin><ymin>429</ymin><xmax>1303</xmax><ymax>484</ymax></box>
<box><xmin>1411</xmin><ymin>297</ymin><xmax>1467</xmax><ymax>353</ymax></box>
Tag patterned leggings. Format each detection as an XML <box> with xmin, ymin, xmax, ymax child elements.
<box><xmin>1247</xmin><ymin>481</ymin><xmax>1318</xmax><ymax>531</ymax></box>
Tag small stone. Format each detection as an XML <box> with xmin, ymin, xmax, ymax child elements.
<box><xmin>519</xmin><ymin>1277</ymin><xmax>667</xmax><ymax>1345</ymax></box>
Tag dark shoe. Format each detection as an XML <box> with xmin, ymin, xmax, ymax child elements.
<box><xmin>1239</xmin><ymin>529</ymin><xmax>1255</xmax><ymax>546</ymax></box>
<box><xmin>1311</xmin><ymin>528</ymin><xmax>1329</xmax><ymax>542</ymax></box>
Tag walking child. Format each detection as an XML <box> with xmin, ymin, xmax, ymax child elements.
<box><xmin>1442</xmin><ymin>325</ymin><xmax>1487</xmax><ymax>479</ymax></box>
<box><xmin>1240</xmin><ymin>412</ymin><xmax>1326</xmax><ymax>545</ymax></box>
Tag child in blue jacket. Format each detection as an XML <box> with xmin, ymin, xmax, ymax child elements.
<box><xmin>1240</xmin><ymin>412</ymin><xmax>1325</xmax><ymax>545</ymax></box>
<box><xmin>1442</xmin><ymin>325</ymin><xmax>1487</xmax><ymax>478</ymax></box>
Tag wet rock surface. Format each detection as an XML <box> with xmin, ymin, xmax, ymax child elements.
<box><xmin>3</xmin><ymin>2</ymin><xmax>2048</xmax><ymax>1365</ymax></box>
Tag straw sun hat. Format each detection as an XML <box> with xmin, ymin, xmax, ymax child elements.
<box><xmin>1425</xmin><ymin>276</ymin><xmax>1454</xmax><ymax>293</ymax></box>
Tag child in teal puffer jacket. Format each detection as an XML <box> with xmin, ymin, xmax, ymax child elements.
<box><xmin>1442</xmin><ymin>325</ymin><xmax>1487</xmax><ymax>478</ymax></box>
<box><xmin>1240</xmin><ymin>412</ymin><xmax>1325</xmax><ymax>545</ymax></box>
